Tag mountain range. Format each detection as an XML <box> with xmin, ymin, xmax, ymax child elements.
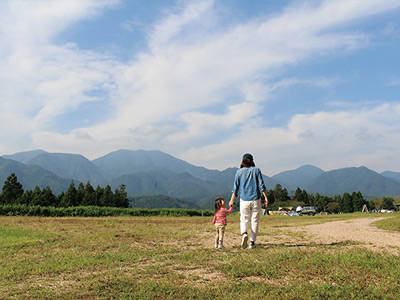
<box><xmin>271</xmin><ymin>165</ymin><xmax>400</xmax><ymax>199</ymax></box>
<box><xmin>2</xmin><ymin>149</ymin><xmax>400</xmax><ymax>209</ymax></box>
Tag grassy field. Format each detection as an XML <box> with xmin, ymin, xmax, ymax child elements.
<box><xmin>1</xmin><ymin>213</ymin><xmax>399</xmax><ymax>299</ymax></box>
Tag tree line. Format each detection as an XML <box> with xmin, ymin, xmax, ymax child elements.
<box><xmin>0</xmin><ymin>173</ymin><xmax>129</xmax><ymax>208</ymax></box>
<box><xmin>264</xmin><ymin>184</ymin><xmax>396</xmax><ymax>213</ymax></box>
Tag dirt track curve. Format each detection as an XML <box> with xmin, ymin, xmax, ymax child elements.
<box><xmin>289</xmin><ymin>217</ymin><xmax>400</xmax><ymax>254</ymax></box>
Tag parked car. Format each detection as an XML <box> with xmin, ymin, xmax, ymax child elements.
<box><xmin>380</xmin><ymin>209</ymin><xmax>394</xmax><ymax>213</ymax></box>
<box><xmin>300</xmin><ymin>206</ymin><xmax>317</xmax><ymax>216</ymax></box>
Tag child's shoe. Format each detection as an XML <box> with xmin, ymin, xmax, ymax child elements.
<box><xmin>218</xmin><ymin>241</ymin><xmax>224</xmax><ymax>249</ymax></box>
<box><xmin>241</xmin><ymin>233</ymin><xmax>248</xmax><ymax>249</ymax></box>
<box><xmin>214</xmin><ymin>242</ymin><xmax>218</xmax><ymax>248</ymax></box>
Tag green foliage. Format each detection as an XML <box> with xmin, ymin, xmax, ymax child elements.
<box><xmin>314</xmin><ymin>193</ymin><xmax>330</xmax><ymax>212</ymax></box>
<box><xmin>0</xmin><ymin>204</ymin><xmax>213</xmax><ymax>217</ymax></box>
<box><xmin>375</xmin><ymin>214</ymin><xmax>400</xmax><ymax>231</ymax></box>
<box><xmin>130</xmin><ymin>194</ymin><xmax>201</xmax><ymax>209</ymax></box>
<box><xmin>99</xmin><ymin>185</ymin><xmax>114</xmax><ymax>207</ymax></box>
<box><xmin>0</xmin><ymin>174</ymin><xmax>129</xmax><ymax>209</ymax></box>
<box><xmin>326</xmin><ymin>202</ymin><xmax>341</xmax><ymax>214</ymax></box>
<box><xmin>266</xmin><ymin>189</ymin><xmax>275</xmax><ymax>205</ymax></box>
<box><xmin>370</xmin><ymin>196</ymin><xmax>399</xmax><ymax>211</ymax></box>
<box><xmin>30</xmin><ymin>186</ymin><xmax>56</xmax><ymax>207</ymax></box>
<box><xmin>60</xmin><ymin>181</ymin><xmax>78</xmax><ymax>207</ymax></box>
<box><xmin>293</xmin><ymin>187</ymin><xmax>303</xmax><ymax>202</ymax></box>
<box><xmin>381</xmin><ymin>196</ymin><xmax>395</xmax><ymax>210</ymax></box>
<box><xmin>114</xmin><ymin>184</ymin><xmax>129</xmax><ymax>208</ymax></box>
<box><xmin>342</xmin><ymin>192</ymin><xmax>354</xmax><ymax>213</ymax></box>
<box><xmin>334</xmin><ymin>194</ymin><xmax>343</xmax><ymax>211</ymax></box>
<box><xmin>352</xmin><ymin>191</ymin><xmax>366</xmax><ymax>211</ymax></box>
<box><xmin>82</xmin><ymin>181</ymin><xmax>96</xmax><ymax>206</ymax></box>
<box><xmin>273</xmin><ymin>184</ymin><xmax>290</xmax><ymax>202</ymax></box>
<box><xmin>266</xmin><ymin>185</ymin><xmax>367</xmax><ymax>213</ymax></box>
<box><xmin>0</xmin><ymin>173</ymin><xmax>24</xmax><ymax>204</ymax></box>
<box><xmin>0</xmin><ymin>173</ymin><xmax>374</xmax><ymax>213</ymax></box>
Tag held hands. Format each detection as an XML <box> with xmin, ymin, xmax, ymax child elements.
<box><xmin>229</xmin><ymin>193</ymin><xmax>236</xmax><ymax>208</ymax></box>
<box><xmin>262</xmin><ymin>191</ymin><xmax>269</xmax><ymax>208</ymax></box>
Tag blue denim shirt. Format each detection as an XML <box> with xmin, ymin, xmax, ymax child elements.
<box><xmin>232</xmin><ymin>167</ymin><xmax>266</xmax><ymax>201</ymax></box>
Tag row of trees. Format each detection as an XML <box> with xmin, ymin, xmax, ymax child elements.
<box><xmin>264</xmin><ymin>184</ymin><xmax>396</xmax><ymax>213</ymax></box>
<box><xmin>1</xmin><ymin>173</ymin><xmax>397</xmax><ymax>213</ymax></box>
<box><xmin>0</xmin><ymin>173</ymin><xmax>129</xmax><ymax>208</ymax></box>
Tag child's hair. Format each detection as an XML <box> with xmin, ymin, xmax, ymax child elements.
<box><xmin>214</xmin><ymin>197</ymin><xmax>224</xmax><ymax>213</ymax></box>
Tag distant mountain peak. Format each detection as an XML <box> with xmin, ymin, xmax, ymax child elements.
<box><xmin>92</xmin><ymin>149</ymin><xmax>211</xmax><ymax>179</ymax></box>
<box><xmin>297</xmin><ymin>164</ymin><xmax>324</xmax><ymax>171</ymax></box>
<box><xmin>2</xmin><ymin>149</ymin><xmax>47</xmax><ymax>163</ymax></box>
<box><xmin>271</xmin><ymin>164</ymin><xmax>325</xmax><ymax>190</ymax></box>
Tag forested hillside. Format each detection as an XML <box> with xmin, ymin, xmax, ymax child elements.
<box><xmin>2</xmin><ymin>149</ymin><xmax>400</xmax><ymax>210</ymax></box>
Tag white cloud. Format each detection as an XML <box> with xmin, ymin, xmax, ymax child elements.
<box><xmin>0</xmin><ymin>0</ymin><xmax>120</xmax><ymax>154</ymax></box>
<box><xmin>1</xmin><ymin>0</ymin><xmax>400</xmax><ymax>174</ymax></box>
<box><xmin>165</xmin><ymin>101</ymin><xmax>261</xmax><ymax>144</ymax></box>
<box><xmin>78</xmin><ymin>0</ymin><xmax>394</xmax><ymax>142</ymax></box>
<box><xmin>149</xmin><ymin>0</ymin><xmax>215</xmax><ymax>51</ymax></box>
<box><xmin>181</xmin><ymin>102</ymin><xmax>400</xmax><ymax>175</ymax></box>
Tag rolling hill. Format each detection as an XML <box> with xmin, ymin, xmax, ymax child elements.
<box><xmin>381</xmin><ymin>171</ymin><xmax>400</xmax><ymax>183</ymax></box>
<box><xmin>305</xmin><ymin>166</ymin><xmax>400</xmax><ymax>198</ymax></box>
<box><xmin>0</xmin><ymin>157</ymin><xmax>72</xmax><ymax>195</ymax></box>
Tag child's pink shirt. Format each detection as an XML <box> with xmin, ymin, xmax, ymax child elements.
<box><xmin>212</xmin><ymin>206</ymin><xmax>233</xmax><ymax>226</ymax></box>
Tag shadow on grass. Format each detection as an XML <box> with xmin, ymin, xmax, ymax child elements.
<box><xmin>228</xmin><ymin>240</ymin><xmax>359</xmax><ymax>250</ymax></box>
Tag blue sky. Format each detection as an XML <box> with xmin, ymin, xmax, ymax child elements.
<box><xmin>1</xmin><ymin>0</ymin><xmax>400</xmax><ymax>175</ymax></box>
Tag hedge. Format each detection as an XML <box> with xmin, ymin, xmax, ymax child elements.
<box><xmin>0</xmin><ymin>204</ymin><xmax>213</xmax><ymax>217</ymax></box>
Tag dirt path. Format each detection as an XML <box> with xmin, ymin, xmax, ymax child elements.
<box><xmin>289</xmin><ymin>217</ymin><xmax>400</xmax><ymax>254</ymax></box>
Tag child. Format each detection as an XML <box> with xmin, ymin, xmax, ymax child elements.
<box><xmin>212</xmin><ymin>197</ymin><xmax>233</xmax><ymax>249</ymax></box>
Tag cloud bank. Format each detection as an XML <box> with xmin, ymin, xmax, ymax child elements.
<box><xmin>1</xmin><ymin>0</ymin><xmax>400</xmax><ymax>175</ymax></box>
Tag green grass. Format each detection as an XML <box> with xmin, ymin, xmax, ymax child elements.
<box><xmin>1</xmin><ymin>213</ymin><xmax>399</xmax><ymax>299</ymax></box>
<box><xmin>374</xmin><ymin>213</ymin><xmax>400</xmax><ymax>232</ymax></box>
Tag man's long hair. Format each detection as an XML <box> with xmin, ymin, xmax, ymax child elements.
<box><xmin>240</xmin><ymin>158</ymin><xmax>255</xmax><ymax>168</ymax></box>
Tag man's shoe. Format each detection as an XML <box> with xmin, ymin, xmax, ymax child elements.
<box><xmin>241</xmin><ymin>233</ymin><xmax>248</xmax><ymax>249</ymax></box>
<box><xmin>249</xmin><ymin>241</ymin><xmax>257</xmax><ymax>249</ymax></box>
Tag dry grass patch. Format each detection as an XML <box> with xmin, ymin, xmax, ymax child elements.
<box><xmin>2</xmin><ymin>214</ymin><xmax>400</xmax><ymax>299</ymax></box>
